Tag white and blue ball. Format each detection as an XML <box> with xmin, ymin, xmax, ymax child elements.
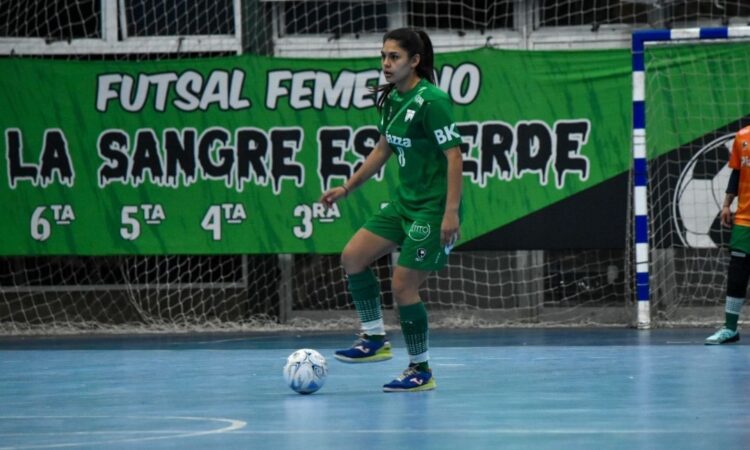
<box><xmin>283</xmin><ymin>348</ymin><xmax>328</xmax><ymax>394</ymax></box>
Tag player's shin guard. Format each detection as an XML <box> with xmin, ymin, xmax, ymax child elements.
<box><xmin>725</xmin><ymin>251</ymin><xmax>749</xmax><ymax>331</ymax></box>
<box><xmin>347</xmin><ymin>269</ymin><xmax>385</xmax><ymax>336</ymax></box>
<box><xmin>399</xmin><ymin>301</ymin><xmax>429</xmax><ymax>369</ymax></box>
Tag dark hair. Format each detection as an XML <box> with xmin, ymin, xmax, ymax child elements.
<box><xmin>374</xmin><ymin>28</ymin><xmax>435</xmax><ymax>110</ymax></box>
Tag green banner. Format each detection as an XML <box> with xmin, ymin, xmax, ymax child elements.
<box><xmin>645</xmin><ymin>41</ymin><xmax>750</xmax><ymax>158</ymax></box>
<box><xmin>0</xmin><ymin>48</ymin><xmax>634</xmax><ymax>255</ymax></box>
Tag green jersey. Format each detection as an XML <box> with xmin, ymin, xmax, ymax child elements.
<box><xmin>378</xmin><ymin>78</ymin><xmax>462</xmax><ymax>220</ymax></box>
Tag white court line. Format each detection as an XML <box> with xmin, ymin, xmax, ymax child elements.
<box><xmin>0</xmin><ymin>416</ymin><xmax>246</xmax><ymax>450</ymax></box>
<box><xmin>190</xmin><ymin>337</ymin><xmax>273</xmax><ymax>345</ymax></box>
<box><xmin>163</xmin><ymin>334</ymin><xmax>302</xmax><ymax>346</ymax></box>
<box><xmin>226</xmin><ymin>428</ymin><xmax>738</xmax><ymax>435</ymax></box>
<box><xmin>0</xmin><ymin>431</ymin><xmax>211</xmax><ymax>437</ymax></box>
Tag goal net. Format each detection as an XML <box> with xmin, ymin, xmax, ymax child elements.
<box><xmin>633</xmin><ymin>28</ymin><xmax>750</xmax><ymax>327</ymax></box>
<box><xmin>3</xmin><ymin>1</ymin><xmax>750</xmax><ymax>58</ymax></box>
<box><xmin>0</xmin><ymin>250</ymin><xmax>630</xmax><ymax>334</ymax></box>
<box><xmin>2</xmin><ymin>3</ymin><xmax>750</xmax><ymax>335</ymax></box>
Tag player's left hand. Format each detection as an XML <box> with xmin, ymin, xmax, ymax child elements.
<box><xmin>441</xmin><ymin>211</ymin><xmax>460</xmax><ymax>247</ymax></box>
<box><xmin>319</xmin><ymin>186</ymin><xmax>348</xmax><ymax>209</ymax></box>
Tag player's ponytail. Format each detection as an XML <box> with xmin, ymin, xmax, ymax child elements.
<box><xmin>374</xmin><ymin>28</ymin><xmax>435</xmax><ymax>111</ymax></box>
<box><xmin>414</xmin><ymin>30</ymin><xmax>435</xmax><ymax>85</ymax></box>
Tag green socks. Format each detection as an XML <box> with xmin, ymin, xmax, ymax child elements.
<box><xmin>348</xmin><ymin>269</ymin><xmax>385</xmax><ymax>336</ymax></box>
<box><xmin>348</xmin><ymin>272</ymin><xmax>431</xmax><ymax>372</ymax></box>
<box><xmin>399</xmin><ymin>301</ymin><xmax>430</xmax><ymax>371</ymax></box>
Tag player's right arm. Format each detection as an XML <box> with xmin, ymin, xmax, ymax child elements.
<box><xmin>320</xmin><ymin>135</ymin><xmax>393</xmax><ymax>208</ymax></box>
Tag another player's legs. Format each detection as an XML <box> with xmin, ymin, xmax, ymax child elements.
<box><xmin>706</xmin><ymin>250</ymin><xmax>747</xmax><ymax>345</ymax></box>
<box><xmin>335</xmin><ymin>228</ymin><xmax>397</xmax><ymax>363</ymax></box>
<box><xmin>383</xmin><ymin>266</ymin><xmax>436</xmax><ymax>392</ymax></box>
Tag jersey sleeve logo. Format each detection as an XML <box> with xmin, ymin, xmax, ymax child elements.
<box><xmin>433</xmin><ymin>123</ymin><xmax>461</xmax><ymax>145</ymax></box>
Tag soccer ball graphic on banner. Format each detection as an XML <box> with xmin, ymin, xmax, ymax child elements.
<box><xmin>674</xmin><ymin>133</ymin><xmax>735</xmax><ymax>248</ymax></box>
<box><xmin>283</xmin><ymin>349</ymin><xmax>328</xmax><ymax>394</ymax></box>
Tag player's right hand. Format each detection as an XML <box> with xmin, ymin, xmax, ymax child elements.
<box><xmin>319</xmin><ymin>186</ymin><xmax>348</xmax><ymax>209</ymax></box>
<box><xmin>721</xmin><ymin>206</ymin><xmax>733</xmax><ymax>228</ymax></box>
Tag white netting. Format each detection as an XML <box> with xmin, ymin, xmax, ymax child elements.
<box><xmin>639</xmin><ymin>37</ymin><xmax>750</xmax><ymax>326</ymax></box>
<box><xmin>0</xmin><ymin>250</ymin><xmax>630</xmax><ymax>334</ymax></box>
<box><xmin>2</xmin><ymin>1</ymin><xmax>750</xmax><ymax>58</ymax></box>
<box><xmin>538</xmin><ymin>1</ymin><xmax>750</xmax><ymax>28</ymax></box>
<box><xmin>3</xmin><ymin>3</ymin><xmax>750</xmax><ymax>334</ymax></box>
<box><xmin>274</xmin><ymin>1</ymin><xmax>750</xmax><ymax>34</ymax></box>
<box><xmin>1</xmin><ymin>1</ymin><xmax>103</xmax><ymax>40</ymax></box>
<box><xmin>293</xmin><ymin>250</ymin><xmax>630</xmax><ymax>325</ymax></box>
<box><xmin>0</xmin><ymin>256</ymin><xmax>280</xmax><ymax>334</ymax></box>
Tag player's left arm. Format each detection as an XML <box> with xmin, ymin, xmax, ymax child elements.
<box><xmin>423</xmin><ymin>98</ymin><xmax>463</xmax><ymax>246</ymax></box>
<box><xmin>442</xmin><ymin>146</ymin><xmax>462</xmax><ymax>246</ymax></box>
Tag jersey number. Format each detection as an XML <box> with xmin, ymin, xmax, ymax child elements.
<box><xmin>396</xmin><ymin>146</ymin><xmax>406</xmax><ymax>167</ymax></box>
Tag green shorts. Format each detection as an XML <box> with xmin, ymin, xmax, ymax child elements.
<box><xmin>362</xmin><ymin>203</ymin><xmax>453</xmax><ymax>271</ymax></box>
<box><xmin>730</xmin><ymin>224</ymin><xmax>750</xmax><ymax>254</ymax></box>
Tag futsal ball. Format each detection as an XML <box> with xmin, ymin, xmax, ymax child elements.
<box><xmin>283</xmin><ymin>348</ymin><xmax>328</xmax><ymax>394</ymax></box>
<box><xmin>674</xmin><ymin>133</ymin><xmax>734</xmax><ymax>248</ymax></box>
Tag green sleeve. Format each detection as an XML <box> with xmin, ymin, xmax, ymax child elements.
<box><xmin>423</xmin><ymin>98</ymin><xmax>462</xmax><ymax>151</ymax></box>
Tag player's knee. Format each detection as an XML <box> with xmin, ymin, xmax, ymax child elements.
<box><xmin>340</xmin><ymin>245</ymin><xmax>363</xmax><ymax>274</ymax></box>
<box><xmin>390</xmin><ymin>277</ymin><xmax>417</xmax><ymax>303</ymax></box>
<box><xmin>340</xmin><ymin>250</ymin><xmax>356</xmax><ymax>273</ymax></box>
<box><xmin>727</xmin><ymin>251</ymin><xmax>750</xmax><ymax>298</ymax></box>
<box><xmin>390</xmin><ymin>283</ymin><xmax>410</xmax><ymax>303</ymax></box>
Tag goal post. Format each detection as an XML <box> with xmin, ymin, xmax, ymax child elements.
<box><xmin>631</xmin><ymin>26</ymin><xmax>750</xmax><ymax>329</ymax></box>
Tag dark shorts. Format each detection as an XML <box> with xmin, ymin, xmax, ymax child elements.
<box><xmin>362</xmin><ymin>203</ymin><xmax>453</xmax><ymax>271</ymax></box>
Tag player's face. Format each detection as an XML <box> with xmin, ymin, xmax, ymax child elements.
<box><xmin>381</xmin><ymin>39</ymin><xmax>418</xmax><ymax>86</ymax></box>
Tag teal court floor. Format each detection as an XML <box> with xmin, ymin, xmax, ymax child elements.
<box><xmin>0</xmin><ymin>328</ymin><xmax>748</xmax><ymax>449</ymax></box>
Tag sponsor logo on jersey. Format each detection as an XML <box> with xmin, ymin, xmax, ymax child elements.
<box><xmin>416</xmin><ymin>248</ymin><xmax>427</xmax><ymax>262</ymax></box>
<box><xmin>433</xmin><ymin>123</ymin><xmax>461</xmax><ymax>144</ymax></box>
<box><xmin>386</xmin><ymin>133</ymin><xmax>412</xmax><ymax>148</ymax></box>
<box><xmin>408</xmin><ymin>222</ymin><xmax>431</xmax><ymax>242</ymax></box>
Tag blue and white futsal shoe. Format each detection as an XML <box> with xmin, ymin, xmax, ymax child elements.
<box><xmin>383</xmin><ymin>365</ymin><xmax>436</xmax><ymax>392</ymax></box>
<box><xmin>334</xmin><ymin>334</ymin><xmax>393</xmax><ymax>363</ymax></box>
<box><xmin>705</xmin><ymin>327</ymin><xmax>740</xmax><ymax>345</ymax></box>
